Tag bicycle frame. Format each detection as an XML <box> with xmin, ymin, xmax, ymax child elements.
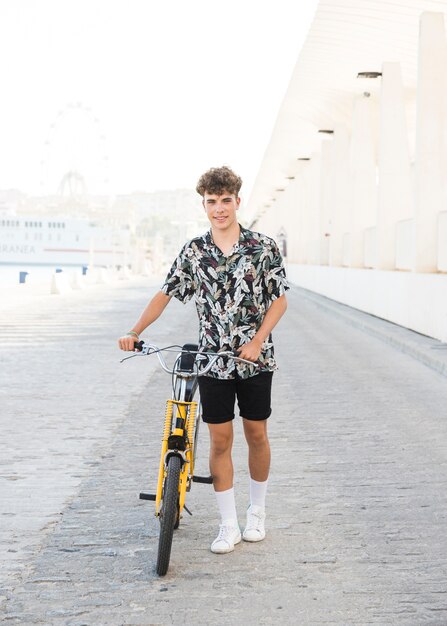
<box><xmin>125</xmin><ymin>342</ymin><xmax>257</xmax><ymax>512</ymax></box>
<box><xmin>155</xmin><ymin>395</ymin><xmax>198</xmax><ymax>517</ymax></box>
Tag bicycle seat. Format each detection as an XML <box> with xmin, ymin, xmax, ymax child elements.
<box><xmin>179</xmin><ymin>343</ymin><xmax>198</xmax><ymax>372</ymax></box>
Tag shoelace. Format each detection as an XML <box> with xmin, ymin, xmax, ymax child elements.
<box><xmin>246</xmin><ymin>510</ymin><xmax>264</xmax><ymax>531</ymax></box>
<box><xmin>215</xmin><ymin>524</ymin><xmax>237</xmax><ymax>543</ymax></box>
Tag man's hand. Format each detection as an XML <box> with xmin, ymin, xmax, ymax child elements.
<box><xmin>236</xmin><ymin>338</ymin><xmax>263</xmax><ymax>363</ymax></box>
<box><xmin>118</xmin><ymin>291</ymin><xmax>171</xmax><ymax>352</ymax></box>
<box><xmin>118</xmin><ymin>334</ymin><xmax>140</xmax><ymax>351</ymax></box>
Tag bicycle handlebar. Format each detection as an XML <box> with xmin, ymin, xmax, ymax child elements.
<box><xmin>120</xmin><ymin>341</ymin><xmax>259</xmax><ymax>376</ymax></box>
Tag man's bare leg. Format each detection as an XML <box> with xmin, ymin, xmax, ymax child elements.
<box><xmin>242</xmin><ymin>418</ymin><xmax>270</xmax><ymax>542</ymax></box>
<box><xmin>208</xmin><ymin>421</ymin><xmax>234</xmax><ymax>491</ymax></box>
<box><xmin>242</xmin><ymin>418</ymin><xmax>270</xmax><ymax>481</ymax></box>
<box><xmin>208</xmin><ymin>421</ymin><xmax>241</xmax><ymax>553</ymax></box>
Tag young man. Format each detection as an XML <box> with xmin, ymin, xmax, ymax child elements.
<box><xmin>118</xmin><ymin>166</ymin><xmax>288</xmax><ymax>554</ymax></box>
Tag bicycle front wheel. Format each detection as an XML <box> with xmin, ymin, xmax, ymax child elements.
<box><xmin>156</xmin><ymin>454</ymin><xmax>181</xmax><ymax>576</ymax></box>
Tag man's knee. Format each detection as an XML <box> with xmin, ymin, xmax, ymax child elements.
<box><xmin>209</xmin><ymin>425</ymin><xmax>233</xmax><ymax>456</ymax></box>
<box><xmin>211</xmin><ymin>436</ymin><xmax>232</xmax><ymax>456</ymax></box>
<box><xmin>244</xmin><ymin>421</ymin><xmax>269</xmax><ymax>447</ymax></box>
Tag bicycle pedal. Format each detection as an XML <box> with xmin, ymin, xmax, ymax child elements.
<box><xmin>192</xmin><ymin>475</ymin><xmax>213</xmax><ymax>484</ymax></box>
<box><xmin>139</xmin><ymin>492</ymin><xmax>156</xmax><ymax>501</ymax></box>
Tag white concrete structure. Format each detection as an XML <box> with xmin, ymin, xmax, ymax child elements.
<box><xmin>249</xmin><ymin>1</ymin><xmax>447</xmax><ymax>343</ymax></box>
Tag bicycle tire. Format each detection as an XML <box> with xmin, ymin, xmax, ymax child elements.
<box><xmin>173</xmin><ymin>500</ymin><xmax>180</xmax><ymax>530</ymax></box>
<box><xmin>156</xmin><ymin>455</ymin><xmax>181</xmax><ymax>576</ymax></box>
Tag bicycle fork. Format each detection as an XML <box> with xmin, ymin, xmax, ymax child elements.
<box><xmin>154</xmin><ymin>399</ymin><xmax>197</xmax><ymax>517</ymax></box>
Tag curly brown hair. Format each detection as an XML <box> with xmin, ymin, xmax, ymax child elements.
<box><xmin>196</xmin><ymin>166</ymin><xmax>242</xmax><ymax>197</ymax></box>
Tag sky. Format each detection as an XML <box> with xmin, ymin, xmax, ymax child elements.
<box><xmin>0</xmin><ymin>0</ymin><xmax>319</xmax><ymax>205</ymax></box>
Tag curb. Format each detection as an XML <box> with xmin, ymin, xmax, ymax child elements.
<box><xmin>292</xmin><ymin>284</ymin><xmax>447</xmax><ymax>379</ymax></box>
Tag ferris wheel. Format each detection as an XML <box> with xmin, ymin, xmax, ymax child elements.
<box><xmin>58</xmin><ymin>170</ymin><xmax>88</xmax><ymax>200</ymax></box>
<box><xmin>40</xmin><ymin>101</ymin><xmax>109</xmax><ymax>197</ymax></box>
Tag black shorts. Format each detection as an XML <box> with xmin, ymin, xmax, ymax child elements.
<box><xmin>198</xmin><ymin>371</ymin><xmax>273</xmax><ymax>424</ymax></box>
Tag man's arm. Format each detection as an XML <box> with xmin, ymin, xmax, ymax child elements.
<box><xmin>118</xmin><ymin>291</ymin><xmax>172</xmax><ymax>351</ymax></box>
<box><xmin>237</xmin><ymin>294</ymin><xmax>288</xmax><ymax>362</ymax></box>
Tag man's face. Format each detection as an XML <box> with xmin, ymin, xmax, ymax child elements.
<box><xmin>203</xmin><ymin>191</ymin><xmax>240</xmax><ymax>232</ymax></box>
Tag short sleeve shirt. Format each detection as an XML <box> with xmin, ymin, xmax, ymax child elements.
<box><xmin>161</xmin><ymin>225</ymin><xmax>289</xmax><ymax>379</ymax></box>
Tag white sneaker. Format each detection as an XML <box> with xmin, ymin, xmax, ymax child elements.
<box><xmin>243</xmin><ymin>505</ymin><xmax>266</xmax><ymax>542</ymax></box>
<box><xmin>210</xmin><ymin>523</ymin><xmax>241</xmax><ymax>554</ymax></box>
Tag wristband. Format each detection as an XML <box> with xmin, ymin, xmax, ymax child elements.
<box><xmin>127</xmin><ymin>331</ymin><xmax>139</xmax><ymax>338</ymax></box>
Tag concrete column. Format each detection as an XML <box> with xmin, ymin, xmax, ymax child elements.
<box><xmin>330</xmin><ymin>124</ymin><xmax>351</xmax><ymax>266</ymax></box>
<box><xmin>295</xmin><ymin>161</ymin><xmax>311</xmax><ymax>264</ymax></box>
<box><xmin>274</xmin><ymin>182</ymin><xmax>293</xmax><ymax>257</ymax></box>
<box><xmin>319</xmin><ymin>139</ymin><xmax>334</xmax><ymax>265</ymax></box>
<box><xmin>376</xmin><ymin>62</ymin><xmax>414</xmax><ymax>270</ymax></box>
<box><xmin>414</xmin><ymin>12</ymin><xmax>447</xmax><ymax>272</ymax></box>
<box><xmin>291</xmin><ymin>171</ymin><xmax>303</xmax><ymax>264</ymax></box>
<box><xmin>283</xmin><ymin>178</ymin><xmax>299</xmax><ymax>263</ymax></box>
<box><xmin>349</xmin><ymin>94</ymin><xmax>378</xmax><ymax>267</ymax></box>
<box><xmin>307</xmin><ymin>152</ymin><xmax>321</xmax><ymax>264</ymax></box>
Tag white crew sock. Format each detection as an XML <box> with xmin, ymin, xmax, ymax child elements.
<box><xmin>249</xmin><ymin>478</ymin><xmax>268</xmax><ymax>509</ymax></box>
<box><xmin>214</xmin><ymin>487</ymin><xmax>238</xmax><ymax>526</ymax></box>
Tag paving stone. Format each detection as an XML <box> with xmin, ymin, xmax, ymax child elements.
<box><xmin>1</xmin><ymin>283</ymin><xmax>447</xmax><ymax>624</ymax></box>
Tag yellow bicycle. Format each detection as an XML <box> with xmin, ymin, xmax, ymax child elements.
<box><xmin>122</xmin><ymin>342</ymin><xmax>253</xmax><ymax>576</ymax></box>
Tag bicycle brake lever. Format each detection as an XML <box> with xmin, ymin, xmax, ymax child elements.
<box><xmin>120</xmin><ymin>341</ymin><xmax>151</xmax><ymax>362</ymax></box>
<box><xmin>140</xmin><ymin>345</ymin><xmax>153</xmax><ymax>355</ymax></box>
<box><xmin>120</xmin><ymin>353</ymin><xmax>139</xmax><ymax>363</ymax></box>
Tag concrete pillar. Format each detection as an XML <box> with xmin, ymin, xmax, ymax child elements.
<box><xmin>282</xmin><ymin>178</ymin><xmax>299</xmax><ymax>263</ymax></box>
<box><xmin>307</xmin><ymin>152</ymin><xmax>321</xmax><ymax>264</ymax></box>
<box><xmin>330</xmin><ymin>124</ymin><xmax>351</xmax><ymax>266</ymax></box>
<box><xmin>376</xmin><ymin>62</ymin><xmax>414</xmax><ymax>270</ymax></box>
<box><xmin>298</xmin><ymin>162</ymin><xmax>312</xmax><ymax>264</ymax></box>
<box><xmin>290</xmin><ymin>172</ymin><xmax>301</xmax><ymax>263</ymax></box>
<box><xmin>319</xmin><ymin>139</ymin><xmax>334</xmax><ymax>265</ymax></box>
<box><xmin>349</xmin><ymin>94</ymin><xmax>378</xmax><ymax>267</ymax></box>
<box><xmin>273</xmin><ymin>184</ymin><xmax>292</xmax><ymax>251</ymax></box>
<box><xmin>414</xmin><ymin>12</ymin><xmax>447</xmax><ymax>272</ymax></box>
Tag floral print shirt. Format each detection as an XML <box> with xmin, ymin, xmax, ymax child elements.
<box><xmin>161</xmin><ymin>225</ymin><xmax>289</xmax><ymax>379</ymax></box>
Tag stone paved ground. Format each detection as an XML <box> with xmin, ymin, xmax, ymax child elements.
<box><xmin>1</xmin><ymin>281</ymin><xmax>447</xmax><ymax>625</ymax></box>
<box><xmin>0</xmin><ymin>277</ymin><xmax>166</xmax><ymax>590</ymax></box>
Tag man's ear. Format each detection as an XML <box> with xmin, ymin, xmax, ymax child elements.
<box><xmin>236</xmin><ymin>196</ymin><xmax>241</xmax><ymax>210</ymax></box>
<box><xmin>202</xmin><ymin>199</ymin><xmax>206</xmax><ymax>212</ymax></box>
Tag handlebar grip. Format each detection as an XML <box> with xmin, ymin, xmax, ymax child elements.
<box><xmin>134</xmin><ymin>340</ymin><xmax>145</xmax><ymax>351</ymax></box>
